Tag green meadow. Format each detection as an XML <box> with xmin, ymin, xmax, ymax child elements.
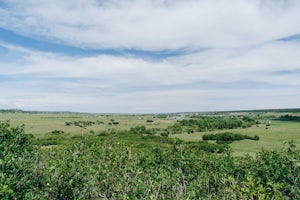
<box><xmin>1</xmin><ymin>110</ymin><xmax>299</xmax><ymax>156</ymax></box>
<box><xmin>0</xmin><ymin>112</ymin><xmax>175</xmax><ymax>136</ymax></box>
<box><xmin>171</xmin><ymin>119</ymin><xmax>300</xmax><ymax>156</ymax></box>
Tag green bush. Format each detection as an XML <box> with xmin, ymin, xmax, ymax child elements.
<box><xmin>34</xmin><ymin>138</ymin><xmax>59</xmax><ymax>146</ymax></box>
<box><xmin>202</xmin><ymin>133</ymin><xmax>217</xmax><ymax>140</ymax></box>
<box><xmin>97</xmin><ymin>131</ymin><xmax>108</xmax><ymax>136</ymax></box>
<box><xmin>203</xmin><ymin>132</ymin><xmax>260</xmax><ymax>144</ymax></box>
<box><xmin>160</xmin><ymin>132</ymin><xmax>169</xmax><ymax>137</ymax></box>
<box><xmin>0</xmin><ymin>121</ymin><xmax>37</xmax><ymax>199</ymax></box>
<box><xmin>65</xmin><ymin>120</ymin><xmax>96</xmax><ymax>128</ymax></box>
<box><xmin>130</xmin><ymin>126</ymin><xmax>154</xmax><ymax>135</ymax></box>
<box><xmin>31</xmin><ymin>140</ymin><xmax>299</xmax><ymax>199</ymax></box>
<box><xmin>170</xmin><ymin>116</ymin><xmax>256</xmax><ymax>134</ymax></box>
<box><xmin>279</xmin><ymin>115</ymin><xmax>300</xmax><ymax>122</ymax></box>
<box><xmin>51</xmin><ymin>130</ymin><xmax>65</xmax><ymax>134</ymax></box>
<box><xmin>188</xmin><ymin>141</ymin><xmax>229</xmax><ymax>153</ymax></box>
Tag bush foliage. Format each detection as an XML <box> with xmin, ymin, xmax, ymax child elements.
<box><xmin>1</xmin><ymin>121</ymin><xmax>299</xmax><ymax>199</ymax></box>
<box><xmin>279</xmin><ymin>115</ymin><xmax>300</xmax><ymax>122</ymax></box>
<box><xmin>203</xmin><ymin>132</ymin><xmax>259</xmax><ymax>144</ymax></box>
<box><xmin>167</xmin><ymin>116</ymin><xmax>257</xmax><ymax>134</ymax></box>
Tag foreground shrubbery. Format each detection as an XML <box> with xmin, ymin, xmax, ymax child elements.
<box><xmin>1</xmin><ymin>121</ymin><xmax>299</xmax><ymax>199</ymax></box>
<box><xmin>0</xmin><ymin>121</ymin><xmax>36</xmax><ymax>199</ymax></box>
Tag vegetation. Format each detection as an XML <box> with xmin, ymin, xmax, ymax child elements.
<box><xmin>167</xmin><ymin>116</ymin><xmax>257</xmax><ymax>134</ymax></box>
<box><xmin>130</xmin><ymin>125</ymin><xmax>154</xmax><ymax>135</ymax></box>
<box><xmin>1</xmin><ymin>121</ymin><xmax>299</xmax><ymax>199</ymax></box>
<box><xmin>65</xmin><ymin>120</ymin><xmax>97</xmax><ymax>128</ymax></box>
<box><xmin>1</xmin><ymin>109</ymin><xmax>300</xmax><ymax>199</ymax></box>
<box><xmin>279</xmin><ymin>115</ymin><xmax>300</xmax><ymax>122</ymax></box>
<box><xmin>0</xmin><ymin>121</ymin><xmax>35</xmax><ymax>199</ymax></box>
<box><xmin>51</xmin><ymin>130</ymin><xmax>65</xmax><ymax>135</ymax></box>
<box><xmin>203</xmin><ymin>132</ymin><xmax>259</xmax><ymax>144</ymax></box>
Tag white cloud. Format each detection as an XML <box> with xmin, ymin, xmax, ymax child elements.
<box><xmin>2</xmin><ymin>39</ymin><xmax>300</xmax><ymax>88</ymax></box>
<box><xmin>1</xmin><ymin>0</ymin><xmax>300</xmax><ymax>112</ymax></box>
<box><xmin>1</xmin><ymin>0</ymin><xmax>300</xmax><ymax>50</ymax></box>
<box><xmin>0</xmin><ymin>38</ymin><xmax>299</xmax><ymax>112</ymax></box>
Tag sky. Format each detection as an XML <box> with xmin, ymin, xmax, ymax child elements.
<box><xmin>0</xmin><ymin>0</ymin><xmax>300</xmax><ymax>113</ymax></box>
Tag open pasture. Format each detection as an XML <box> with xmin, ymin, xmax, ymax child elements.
<box><xmin>171</xmin><ymin>118</ymin><xmax>300</xmax><ymax>156</ymax></box>
<box><xmin>1</xmin><ymin>110</ymin><xmax>300</xmax><ymax>156</ymax></box>
<box><xmin>0</xmin><ymin>112</ymin><xmax>176</xmax><ymax>136</ymax></box>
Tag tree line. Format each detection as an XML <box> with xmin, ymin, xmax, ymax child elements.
<box><xmin>166</xmin><ymin>116</ymin><xmax>258</xmax><ymax>134</ymax></box>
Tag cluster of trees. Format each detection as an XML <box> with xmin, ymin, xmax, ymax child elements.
<box><xmin>279</xmin><ymin>115</ymin><xmax>300</xmax><ymax>122</ymax></box>
<box><xmin>107</xmin><ymin>119</ymin><xmax>119</xmax><ymax>125</ymax></box>
<box><xmin>167</xmin><ymin>116</ymin><xmax>257</xmax><ymax>134</ymax></box>
<box><xmin>1</xmin><ymin>121</ymin><xmax>299</xmax><ymax>199</ymax></box>
<box><xmin>130</xmin><ymin>125</ymin><xmax>153</xmax><ymax>135</ymax></box>
<box><xmin>203</xmin><ymin>132</ymin><xmax>259</xmax><ymax>144</ymax></box>
<box><xmin>65</xmin><ymin>120</ymin><xmax>110</xmax><ymax>128</ymax></box>
<box><xmin>51</xmin><ymin>130</ymin><xmax>65</xmax><ymax>135</ymax></box>
<box><xmin>65</xmin><ymin>120</ymin><xmax>96</xmax><ymax>128</ymax></box>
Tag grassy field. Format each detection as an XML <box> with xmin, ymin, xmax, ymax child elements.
<box><xmin>0</xmin><ymin>112</ymin><xmax>176</xmax><ymax>136</ymax></box>
<box><xmin>1</xmin><ymin>111</ymin><xmax>300</xmax><ymax>156</ymax></box>
<box><xmin>171</xmin><ymin>118</ymin><xmax>300</xmax><ymax>156</ymax></box>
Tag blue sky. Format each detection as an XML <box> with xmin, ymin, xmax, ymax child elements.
<box><xmin>0</xmin><ymin>0</ymin><xmax>300</xmax><ymax>113</ymax></box>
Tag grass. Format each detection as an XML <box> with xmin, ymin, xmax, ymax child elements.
<box><xmin>1</xmin><ymin>111</ymin><xmax>300</xmax><ymax>156</ymax></box>
<box><xmin>0</xmin><ymin>113</ymin><xmax>176</xmax><ymax>136</ymax></box>
<box><xmin>171</xmin><ymin>119</ymin><xmax>300</xmax><ymax>156</ymax></box>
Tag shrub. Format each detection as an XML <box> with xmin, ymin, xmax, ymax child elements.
<box><xmin>202</xmin><ymin>134</ymin><xmax>216</xmax><ymax>140</ymax></box>
<box><xmin>189</xmin><ymin>141</ymin><xmax>230</xmax><ymax>153</ymax></box>
<box><xmin>39</xmin><ymin>139</ymin><xmax>59</xmax><ymax>146</ymax></box>
<box><xmin>203</xmin><ymin>132</ymin><xmax>260</xmax><ymax>144</ymax></box>
<box><xmin>65</xmin><ymin>120</ymin><xmax>96</xmax><ymax>128</ymax></box>
<box><xmin>279</xmin><ymin>115</ymin><xmax>300</xmax><ymax>122</ymax></box>
<box><xmin>65</xmin><ymin>122</ymin><xmax>72</xmax><ymax>126</ymax></box>
<box><xmin>51</xmin><ymin>130</ymin><xmax>64</xmax><ymax>134</ymax></box>
<box><xmin>0</xmin><ymin>121</ymin><xmax>36</xmax><ymax>199</ymax></box>
<box><xmin>96</xmin><ymin>120</ymin><xmax>104</xmax><ymax>124</ymax></box>
<box><xmin>160</xmin><ymin>132</ymin><xmax>169</xmax><ymax>137</ymax></box>
<box><xmin>97</xmin><ymin>131</ymin><xmax>108</xmax><ymax>136</ymax></box>
<box><xmin>172</xmin><ymin>116</ymin><xmax>256</xmax><ymax>133</ymax></box>
<box><xmin>130</xmin><ymin>126</ymin><xmax>153</xmax><ymax>135</ymax></box>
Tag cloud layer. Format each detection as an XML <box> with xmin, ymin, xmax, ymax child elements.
<box><xmin>2</xmin><ymin>0</ymin><xmax>300</xmax><ymax>50</ymax></box>
<box><xmin>0</xmin><ymin>0</ymin><xmax>300</xmax><ymax>112</ymax></box>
